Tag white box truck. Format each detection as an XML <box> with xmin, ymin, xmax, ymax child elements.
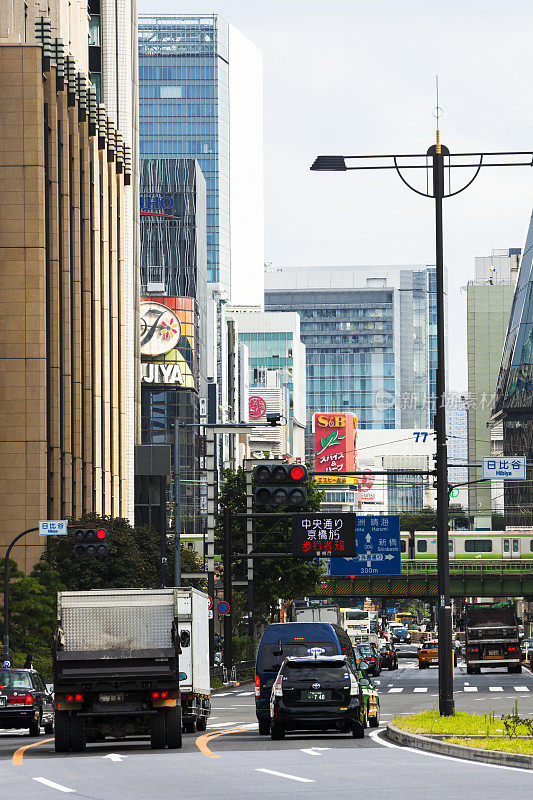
<box><xmin>295</xmin><ymin>605</ymin><xmax>341</xmax><ymax>625</ymax></box>
<box><xmin>175</xmin><ymin>587</ymin><xmax>211</xmax><ymax>733</ymax></box>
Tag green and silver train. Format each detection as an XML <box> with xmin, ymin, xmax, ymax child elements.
<box><xmin>400</xmin><ymin>531</ymin><xmax>533</xmax><ymax>560</ymax></box>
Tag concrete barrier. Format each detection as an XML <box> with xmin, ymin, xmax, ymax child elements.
<box><xmin>386</xmin><ymin>722</ymin><xmax>533</xmax><ymax>770</ymax></box>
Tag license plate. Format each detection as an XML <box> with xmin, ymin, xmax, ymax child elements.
<box><xmin>487</xmin><ymin>650</ymin><xmax>500</xmax><ymax>657</ymax></box>
<box><xmin>0</xmin><ymin>696</ymin><xmax>5</xmax><ymax>708</ymax></box>
<box><xmin>99</xmin><ymin>692</ymin><xmax>124</xmax><ymax>703</ymax></box>
<box><xmin>307</xmin><ymin>691</ymin><xmax>326</xmax><ymax>701</ymax></box>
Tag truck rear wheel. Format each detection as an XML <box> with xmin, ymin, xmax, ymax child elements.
<box><xmin>151</xmin><ymin>711</ymin><xmax>166</xmax><ymax>749</ymax></box>
<box><xmin>54</xmin><ymin>711</ymin><xmax>70</xmax><ymax>753</ymax></box>
<box><xmin>70</xmin><ymin>716</ymin><xmax>86</xmax><ymax>752</ymax></box>
<box><xmin>196</xmin><ymin>716</ymin><xmax>207</xmax><ymax>732</ymax></box>
<box><xmin>184</xmin><ymin>719</ymin><xmax>196</xmax><ymax>734</ymax></box>
<box><xmin>165</xmin><ymin>707</ymin><xmax>183</xmax><ymax>749</ymax></box>
<box><xmin>508</xmin><ymin>664</ymin><xmax>522</xmax><ymax>674</ymax></box>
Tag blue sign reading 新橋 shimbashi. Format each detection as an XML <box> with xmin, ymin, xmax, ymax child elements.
<box><xmin>330</xmin><ymin>515</ymin><xmax>401</xmax><ymax>577</ymax></box>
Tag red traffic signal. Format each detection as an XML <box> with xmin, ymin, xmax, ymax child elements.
<box><xmin>73</xmin><ymin>527</ymin><xmax>109</xmax><ymax>557</ymax></box>
<box><xmin>253</xmin><ymin>463</ymin><xmax>308</xmax><ymax>509</ymax></box>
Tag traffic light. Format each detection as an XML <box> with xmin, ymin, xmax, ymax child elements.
<box><xmin>253</xmin><ymin>463</ymin><xmax>308</xmax><ymax>509</ymax></box>
<box><xmin>73</xmin><ymin>527</ymin><xmax>109</xmax><ymax>557</ymax></box>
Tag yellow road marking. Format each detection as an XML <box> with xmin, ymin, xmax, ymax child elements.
<box><xmin>195</xmin><ymin>725</ymin><xmax>255</xmax><ymax>758</ymax></box>
<box><xmin>13</xmin><ymin>737</ymin><xmax>54</xmax><ymax>766</ymax></box>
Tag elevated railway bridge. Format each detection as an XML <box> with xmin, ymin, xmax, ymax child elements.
<box><xmin>312</xmin><ymin>560</ymin><xmax>533</xmax><ymax>600</ymax></box>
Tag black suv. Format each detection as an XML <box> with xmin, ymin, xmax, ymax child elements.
<box><xmin>269</xmin><ymin>655</ymin><xmax>365</xmax><ymax>740</ymax></box>
<box><xmin>0</xmin><ymin>668</ymin><xmax>54</xmax><ymax>736</ymax></box>
<box><xmin>379</xmin><ymin>643</ymin><xmax>399</xmax><ymax>670</ymax></box>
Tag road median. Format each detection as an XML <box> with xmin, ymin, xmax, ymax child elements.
<box><xmin>386</xmin><ymin>722</ymin><xmax>533</xmax><ymax>769</ymax></box>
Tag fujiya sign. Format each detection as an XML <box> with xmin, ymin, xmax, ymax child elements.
<box><xmin>141</xmin><ymin>362</ymin><xmax>184</xmax><ymax>385</ymax></box>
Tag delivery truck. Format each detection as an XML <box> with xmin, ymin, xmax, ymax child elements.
<box><xmin>295</xmin><ymin>605</ymin><xmax>341</xmax><ymax>626</ymax></box>
<box><xmin>52</xmin><ymin>587</ymin><xmax>209</xmax><ymax>752</ymax></box>
<box><xmin>175</xmin><ymin>588</ymin><xmax>211</xmax><ymax>733</ymax></box>
<box><xmin>465</xmin><ymin>602</ymin><xmax>521</xmax><ymax>674</ymax></box>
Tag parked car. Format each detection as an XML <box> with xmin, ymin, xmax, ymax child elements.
<box><xmin>520</xmin><ymin>637</ymin><xmax>533</xmax><ymax>661</ymax></box>
<box><xmin>356</xmin><ymin>664</ymin><xmax>380</xmax><ymax>728</ymax></box>
<box><xmin>357</xmin><ymin>642</ymin><xmax>381</xmax><ymax>676</ymax></box>
<box><xmin>269</xmin><ymin>654</ymin><xmax>365</xmax><ymax>740</ymax></box>
<box><xmin>391</xmin><ymin>627</ymin><xmax>411</xmax><ymax>644</ymax></box>
<box><xmin>0</xmin><ymin>667</ymin><xmax>54</xmax><ymax>735</ymax></box>
<box><xmin>379</xmin><ymin>643</ymin><xmax>399</xmax><ymax>670</ymax></box>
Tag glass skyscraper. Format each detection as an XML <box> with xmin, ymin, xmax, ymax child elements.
<box><xmin>138</xmin><ymin>13</ymin><xmax>264</xmax><ymax>302</ymax></box>
<box><xmin>265</xmin><ymin>265</ymin><xmax>439</xmax><ymax>458</ymax></box>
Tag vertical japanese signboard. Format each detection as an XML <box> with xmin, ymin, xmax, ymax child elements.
<box><xmin>314</xmin><ymin>413</ymin><xmax>358</xmax><ymax>485</ymax></box>
<box><xmin>292</xmin><ymin>513</ymin><xmax>357</xmax><ymax>558</ymax></box>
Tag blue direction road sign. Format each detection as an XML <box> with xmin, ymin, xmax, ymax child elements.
<box><xmin>39</xmin><ymin>520</ymin><xmax>68</xmax><ymax>536</ymax></box>
<box><xmin>330</xmin><ymin>515</ymin><xmax>401</xmax><ymax>577</ymax></box>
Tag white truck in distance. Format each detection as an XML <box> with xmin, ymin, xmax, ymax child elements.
<box><xmin>295</xmin><ymin>605</ymin><xmax>341</xmax><ymax>625</ymax></box>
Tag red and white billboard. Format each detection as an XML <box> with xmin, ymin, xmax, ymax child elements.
<box><xmin>313</xmin><ymin>413</ymin><xmax>358</xmax><ymax>484</ymax></box>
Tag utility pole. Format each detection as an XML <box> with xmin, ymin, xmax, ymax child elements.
<box><xmin>3</xmin><ymin>527</ymin><xmax>38</xmax><ymax>661</ymax></box>
<box><xmin>174</xmin><ymin>419</ymin><xmax>181</xmax><ymax>588</ymax></box>
<box><xmin>222</xmin><ymin>506</ymin><xmax>232</xmax><ymax>671</ymax></box>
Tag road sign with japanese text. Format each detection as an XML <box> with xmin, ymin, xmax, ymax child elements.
<box><xmin>482</xmin><ymin>456</ymin><xmax>526</xmax><ymax>480</ymax></box>
<box><xmin>39</xmin><ymin>520</ymin><xmax>68</xmax><ymax>536</ymax></box>
<box><xmin>330</xmin><ymin>515</ymin><xmax>401</xmax><ymax>576</ymax></box>
<box><xmin>292</xmin><ymin>513</ymin><xmax>356</xmax><ymax>558</ymax></box>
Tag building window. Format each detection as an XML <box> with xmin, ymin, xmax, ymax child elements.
<box><xmin>89</xmin><ymin>15</ymin><xmax>101</xmax><ymax>46</ymax></box>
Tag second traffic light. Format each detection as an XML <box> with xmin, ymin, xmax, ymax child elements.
<box><xmin>253</xmin><ymin>463</ymin><xmax>308</xmax><ymax>509</ymax></box>
<box><xmin>73</xmin><ymin>527</ymin><xmax>109</xmax><ymax>557</ymax></box>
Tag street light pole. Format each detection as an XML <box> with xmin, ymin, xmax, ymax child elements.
<box><xmin>3</xmin><ymin>527</ymin><xmax>39</xmax><ymax>662</ymax></box>
<box><xmin>174</xmin><ymin>418</ymin><xmax>181</xmax><ymax>587</ymax></box>
<box><xmin>310</xmin><ymin>137</ymin><xmax>533</xmax><ymax>716</ymax></box>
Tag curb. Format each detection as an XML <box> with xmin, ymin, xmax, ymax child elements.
<box><xmin>386</xmin><ymin>723</ymin><xmax>533</xmax><ymax>770</ymax></box>
<box><xmin>211</xmin><ymin>679</ymin><xmax>253</xmax><ymax>694</ymax></box>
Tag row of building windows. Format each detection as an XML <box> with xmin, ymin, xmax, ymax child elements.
<box><xmin>301</xmin><ymin>321</ymin><xmax>392</xmax><ymax>332</ymax></box>
<box><xmin>299</xmin><ymin>307</ymin><xmax>393</xmax><ymax>319</ymax></box>
<box><xmin>140</xmin><ymin>84</ymin><xmax>217</xmax><ymax>99</ymax></box>
<box><xmin>140</xmin><ymin>140</ymin><xmax>217</xmax><ymax>155</ymax></box>
<box><xmin>140</xmin><ymin>102</ymin><xmax>218</xmax><ymax>117</ymax></box>
<box><xmin>140</xmin><ymin>65</ymin><xmax>216</xmax><ymax>80</ymax></box>
<box><xmin>302</xmin><ymin>334</ymin><xmax>393</xmax><ymax>345</ymax></box>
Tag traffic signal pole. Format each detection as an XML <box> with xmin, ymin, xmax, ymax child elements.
<box><xmin>223</xmin><ymin>506</ymin><xmax>232</xmax><ymax>672</ymax></box>
<box><xmin>2</xmin><ymin>527</ymin><xmax>38</xmax><ymax>662</ymax></box>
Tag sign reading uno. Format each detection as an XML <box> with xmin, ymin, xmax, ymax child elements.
<box><xmin>140</xmin><ymin>195</ymin><xmax>175</xmax><ymax>211</ymax></box>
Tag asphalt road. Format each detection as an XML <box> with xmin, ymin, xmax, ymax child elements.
<box><xmin>1</xmin><ymin>654</ymin><xmax>532</xmax><ymax>799</ymax></box>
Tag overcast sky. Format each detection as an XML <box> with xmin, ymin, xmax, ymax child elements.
<box><xmin>138</xmin><ymin>0</ymin><xmax>533</xmax><ymax>390</ymax></box>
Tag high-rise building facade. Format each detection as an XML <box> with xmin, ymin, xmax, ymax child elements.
<box><xmin>138</xmin><ymin>13</ymin><xmax>264</xmax><ymax>303</ymax></box>
<box><xmin>227</xmin><ymin>308</ymin><xmax>307</xmax><ymax>459</ymax></box>
<box><xmin>137</xmin><ymin>158</ymin><xmax>207</xmax><ymax>538</ymax></box>
<box><xmin>492</xmin><ymin>226</ymin><xmax>533</xmax><ymax>527</ymax></box>
<box><xmin>265</xmin><ymin>265</ymin><xmax>438</xmax><ymax>458</ymax></box>
<box><xmin>0</xmin><ymin>2</ymin><xmax>136</xmax><ymax>568</ymax></box>
<box><xmin>467</xmin><ymin>248</ymin><xmax>520</xmax><ymax>528</ymax></box>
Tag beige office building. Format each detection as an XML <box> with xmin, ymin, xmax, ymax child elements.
<box><xmin>0</xmin><ymin>2</ymin><xmax>136</xmax><ymax>569</ymax></box>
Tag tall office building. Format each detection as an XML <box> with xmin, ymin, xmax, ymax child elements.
<box><xmin>227</xmin><ymin>307</ymin><xmax>307</xmax><ymax>459</ymax></box>
<box><xmin>467</xmin><ymin>248</ymin><xmax>520</xmax><ymax>528</ymax></box>
<box><xmin>265</xmin><ymin>265</ymin><xmax>438</xmax><ymax>458</ymax></box>
<box><xmin>0</xmin><ymin>1</ymin><xmax>137</xmax><ymax>568</ymax></box>
<box><xmin>137</xmin><ymin>158</ymin><xmax>207</xmax><ymax>538</ymax></box>
<box><xmin>492</xmin><ymin>226</ymin><xmax>533</xmax><ymax>528</ymax></box>
<box><xmin>138</xmin><ymin>13</ymin><xmax>264</xmax><ymax>304</ymax></box>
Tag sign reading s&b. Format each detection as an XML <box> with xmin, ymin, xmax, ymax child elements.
<box><xmin>292</xmin><ymin>513</ymin><xmax>356</xmax><ymax>559</ymax></box>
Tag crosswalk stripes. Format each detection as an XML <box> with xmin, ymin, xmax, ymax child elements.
<box><xmin>489</xmin><ymin>686</ymin><xmax>504</xmax><ymax>692</ymax></box>
<box><xmin>383</xmin><ymin>685</ymin><xmax>531</xmax><ymax>694</ymax></box>
<box><xmin>463</xmin><ymin>686</ymin><xmax>478</xmax><ymax>692</ymax></box>
<box><xmin>388</xmin><ymin>688</ymin><xmax>403</xmax><ymax>693</ymax></box>
<box><xmin>514</xmin><ymin>686</ymin><xmax>529</xmax><ymax>692</ymax></box>
<box><xmin>413</xmin><ymin>687</ymin><xmax>428</xmax><ymax>693</ymax></box>
<box><xmin>237</xmin><ymin>691</ymin><xmax>254</xmax><ymax>696</ymax></box>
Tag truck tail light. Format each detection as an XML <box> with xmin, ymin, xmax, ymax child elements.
<box><xmin>469</xmin><ymin>648</ymin><xmax>479</xmax><ymax>654</ymax></box>
<box><xmin>151</xmin><ymin>691</ymin><xmax>160</xmax><ymax>699</ymax></box>
<box><xmin>160</xmin><ymin>691</ymin><xmax>169</xmax><ymax>699</ymax></box>
<box><xmin>255</xmin><ymin>675</ymin><xmax>261</xmax><ymax>698</ymax></box>
<box><xmin>24</xmin><ymin>695</ymin><xmax>34</xmax><ymax>704</ymax></box>
<box><xmin>273</xmin><ymin>676</ymin><xmax>283</xmax><ymax>697</ymax></box>
<box><xmin>507</xmin><ymin>646</ymin><xmax>517</xmax><ymax>653</ymax></box>
<box><xmin>350</xmin><ymin>673</ymin><xmax>359</xmax><ymax>696</ymax></box>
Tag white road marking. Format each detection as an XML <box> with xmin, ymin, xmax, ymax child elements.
<box><xmin>413</xmin><ymin>687</ymin><xmax>428</xmax><ymax>693</ymax></box>
<box><xmin>300</xmin><ymin>747</ymin><xmax>332</xmax><ymax>756</ymax></box>
<box><xmin>463</xmin><ymin>686</ymin><xmax>478</xmax><ymax>692</ymax></box>
<box><xmin>208</xmin><ymin>722</ymin><xmax>239</xmax><ymax>728</ymax></box>
<box><xmin>237</xmin><ymin>691</ymin><xmax>254</xmax><ymax>696</ymax></box>
<box><xmin>213</xmin><ymin>693</ymin><xmax>231</xmax><ymax>697</ymax></box>
<box><xmin>33</xmin><ymin>778</ymin><xmax>75</xmax><ymax>793</ymax></box>
<box><xmin>368</xmin><ymin>728</ymin><xmax>533</xmax><ymax>773</ymax></box>
<box><xmin>255</xmin><ymin>768</ymin><xmax>314</xmax><ymax>783</ymax></box>
<box><xmin>388</xmin><ymin>688</ymin><xmax>403</xmax><ymax>693</ymax></box>
<box><xmin>102</xmin><ymin>753</ymin><xmax>127</xmax><ymax>762</ymax></box>
<box><xmin>514</xmin><ymin>686</ymin><xmax>529</xmax><ymax>692</ymax></box>
<box><xmin>489</xmin><ymin>686</ymin><xmax>504</xmax><ymax>692</ymax></box>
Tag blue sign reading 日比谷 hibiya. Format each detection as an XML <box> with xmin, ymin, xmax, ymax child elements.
<box><xmin>330</xmin><ymin>515</ymin><xmax>401</xmax><ymax>576</ymax></box>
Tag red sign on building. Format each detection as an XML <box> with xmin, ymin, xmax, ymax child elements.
<box><xmin>314</xmin><ymin>413</ymin><xmax>357</xmax><ymax>484</ymax></box>
<box><xmin>249</xmin><ymin>395</ymin><xmax>267</xmax><ymax>419</ymax></box>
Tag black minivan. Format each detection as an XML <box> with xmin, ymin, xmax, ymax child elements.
<box><xmin>255</xmin><ymin>622</ymin><xmax>356</xmax><ymax>735</ymax></box>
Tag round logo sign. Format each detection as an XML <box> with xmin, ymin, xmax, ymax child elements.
<box><xmin>249</xmin><ymin>396</ymin><xmax>267</xmax><ymax>419</ymax></box>
<box><xmin>140</xmin><ymin>301</ymin><xmax>181</xmax><ymax>357</ymax></box>
<box><xmin>360</xmin><ymin>470</ymin><xmax>375</xmax><ymax>492</ymax></box>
